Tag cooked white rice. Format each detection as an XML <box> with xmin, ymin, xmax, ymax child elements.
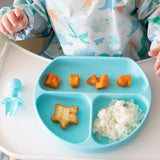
<box><xmin>93</xmin><ymin>100</ymin><xmax>144</xmax><ymax>142</ymax></box>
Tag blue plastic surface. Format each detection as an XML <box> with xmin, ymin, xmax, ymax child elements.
<box><xmin>34</xmin><ymin>56</ymin><xmax>152</xmax><ymax>153</ymax></box>
<box><xmin>1</xmin><ymin>78</ymin><xmax>24</xmax><ymax>116</ymax></box>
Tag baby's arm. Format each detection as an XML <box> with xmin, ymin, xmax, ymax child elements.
<box><xmin>0</xmin><ymin>8</ymin><xmax>28</xmax><ymax>35</ymax></box>
<box><xmin>0</xmin><ymin>0</ymin><xmax>52</xmax><ymax>41</ymax></box>
<box><xmin>148</xmin><ymin>44</ymin><xmax>160</xmax><ymax>76</ymax></box>
<box><xmin>136</xmin><ymin>1</ymin><xmax>160</xmax><ymax>76</ymax></box>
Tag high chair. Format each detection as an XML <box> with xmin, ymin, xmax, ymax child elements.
<box><xmin>0</xmin><ymin>31</ymin><xmax>62</xmax><ymax>160</ymax></box>
<box><xmin>10</xmin><ymin>30</ymin><xmax>63</xmax><ymax>59</ymax></box>
<box><xmin>0</xmin><ymin>28</ymin><xmax>160</xmax><ymax>160</ymax></box>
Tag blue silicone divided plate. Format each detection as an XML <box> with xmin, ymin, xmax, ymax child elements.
<box><xmin>34</xmin><ymin>56</ymin><xmax>151</xmax><ymax>153</ymax></box>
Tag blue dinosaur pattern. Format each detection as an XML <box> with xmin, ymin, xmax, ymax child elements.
<box><xmin>94</xmin><ymin>37</ymin><xmax>105</xmax><ymax>45</ymax></box>
<box><xmin>99</xmin><ymin>0</ymin><xmax>121</xmax><ymax>10</ymax></box>
<box><xmin>127</xmin><ymin>19</ymin><xmax>139</xmax><ymax>37</ymax></box>
<box><xmin>56</xmin><ymin>33</ymin><xmax>73</xmax><ymax>46</ymax></box>
<box><xmin>1</xmin><ymin>0</ymin><xmax>160</xmax><ymax>61</ymax></box>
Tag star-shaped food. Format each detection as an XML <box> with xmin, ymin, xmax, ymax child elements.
<box><xmin>51</xmin><ymin>104</ymin><xmax>79</xmax><ymax>130</ymax></box>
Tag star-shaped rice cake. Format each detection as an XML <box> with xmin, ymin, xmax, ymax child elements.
<box><xmin>51</xmin><ymin>104</ymin><xmax>79</xmax><ymax>130</ymax></box>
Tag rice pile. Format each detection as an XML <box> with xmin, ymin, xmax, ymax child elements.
<box><xmin>93</xmin><ymin>100</ymin><xmax>144</xmax><ymax>142</ymax></box>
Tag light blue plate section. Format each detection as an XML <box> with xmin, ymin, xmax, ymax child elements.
<box><xmin>34</xmin><ymin>56</ymin><xmax>151</xmax><ymax>153</ymax></box>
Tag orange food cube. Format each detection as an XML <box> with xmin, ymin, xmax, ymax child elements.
<box><xmin>117</xmin><ymin>74</ymin><xmax>132</xmax><ymax>87</ymax></box>
<box><xmin>87</xmin><ymin>74</ymin><xmax>97</xmax><ymax>85</ymax></box>
<box><xmin>95</xmin><ymin>74</ymin><xmax>109</xmax><ymax>89</ymax></box>
<box><xmin>44</xmin><ymin>73</ymin><xmax>61</xmax><ymax>89</ymax></box>
<box><xmin>69</xmin><ymin>74</ymin><xmax>79</xmax><ymax>88</ymax></box>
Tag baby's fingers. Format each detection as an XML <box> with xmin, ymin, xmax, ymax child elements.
<box><xmin>1</xmin><ymin>15</ymin><xmax>14</xmax><ymax>33</ymax></box>
<box><xmin>14</xmin><ymin>8</ymin><xmax>23</xmax><ymax>18</ymax></box>
<box><xmin>19</xmin><ymin>16</ymin><xmax>28</xmax><ymax>28</ymax></box>
<box><xmin>0</xmin><ymin>21</ymin><xmax>8</xmax><ymax>35</ymax></box>
<box><xmin>155</xmin><ymin>67</ymin><xmax>160</xmax><ymax>76</ymax></box>
<box><xmin>154</xmin><ymin>52</ymin><xmax>160</xmax><ymax>75</ymax></box>
<box><xmin>14</xmin><ymin>8</ymin><xmax>28</xmax><ymax>28</ymax></box>
<box><xmin>148</xmin><ymin>43</ymin><xmax>160</xmax><ymax>57</ymax></box>
<box><xmin>6</xmin><ymin>10</ymin><xmax>18</xmax><ymax>26</ymax></box>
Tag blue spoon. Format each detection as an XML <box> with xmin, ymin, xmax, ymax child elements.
<box><xmin>1</xmin><ymin>78</ymin><xmax>24</xmax><ymax>116</ymax></box>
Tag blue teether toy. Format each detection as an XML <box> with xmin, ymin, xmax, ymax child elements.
<box><xmin>1</xmin><ymin>78</ymin><xmax>24</xmax><ymax>116</ymax></box>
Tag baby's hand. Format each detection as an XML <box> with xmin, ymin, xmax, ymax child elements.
<box><xmin>0</xmin><ymin>8</ymin><xmax>28</xmax><ymax>35</ymax></box>
<box><xmin>148</xmin><ymin>43</ymin><xmax>160</xmax><ymax>76</ymax></box>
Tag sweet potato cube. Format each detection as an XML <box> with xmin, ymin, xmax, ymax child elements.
<box><xmin>44</xmin><ymin>73</ymin><xmax>61</xmax><ymax>89</ymax></box>
<box><xmin>69</xmin><ymin>74</ymin><xmax>79</xmax><ymax>88</ymax></box>
<box><xmin>95</xmin><ymin>74</ymin><xmax>109</xmax><ymax>89</ymax></box>
<box><xmin>117</xmin><ymin>74</ymin><xmax>132</xmax><ymax>87</ymax></box>
<box><xmin>87</xmin><ymin>74</ymin><xmax>97</xmax><ymax>85</ymax></box>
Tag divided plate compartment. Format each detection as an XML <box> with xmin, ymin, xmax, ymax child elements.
<box><xmin>34</xmin><ymin>56</ymin><xmax>151</xmax><ymax>153</ymax></box>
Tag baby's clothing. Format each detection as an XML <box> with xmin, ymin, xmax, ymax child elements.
<box><xmin>1</xmin><ymin>0</ymin><xmax>160</xmax><ymax>60</ymax></box>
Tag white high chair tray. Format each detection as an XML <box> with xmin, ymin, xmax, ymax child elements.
<box><xmin>0</xmin><ymin>41</ymin><xmax>160</xmax><ymax>160</ymax></box>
